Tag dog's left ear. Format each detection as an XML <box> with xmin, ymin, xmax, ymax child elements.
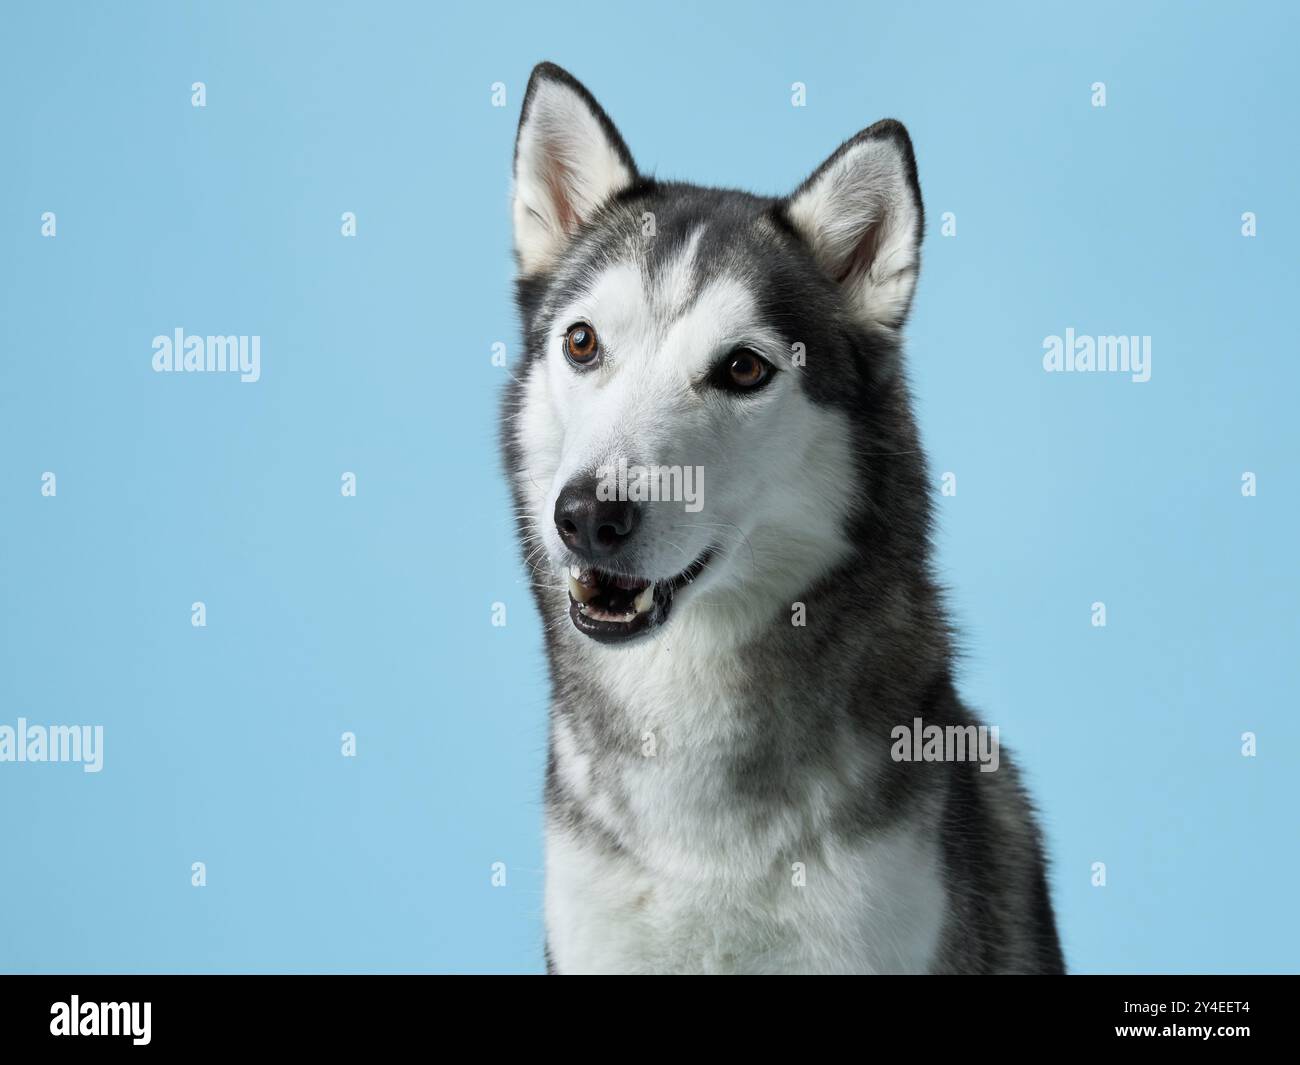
<box><xmin>784</xmin><ymin>120</ymin><xmax>923</xmax><ymax>331</ymax></box>
<box><xmin>512</xmin><ymin>63</ymin><xmax>638</xmax><ymax>276</ymax></box>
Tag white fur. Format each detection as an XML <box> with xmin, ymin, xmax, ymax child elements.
<box><xmin>547</xmin><ymin>809</ymin><xmax>945</xmax><ymax>974</ymax></box>
<box><xmin>544</xmin><ymin>653</ymin><xmax>947</xmax><ymax>973</ymax></box>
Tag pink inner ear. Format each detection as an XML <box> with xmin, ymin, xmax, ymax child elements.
<box><xmin>541</xmin><ymin>149</ymin><xmax>579</xmax><ymax>236</ymax></box>
<box><xmin>834</xmin><ymin>212</ymin><xmax>887</xmax><ymax>286</ymax></box>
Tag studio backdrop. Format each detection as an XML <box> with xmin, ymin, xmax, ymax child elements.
<box><xmin>1</xmin><ymin>0</ymin><xmax>1296</xmax><ymax>974</ymax></box>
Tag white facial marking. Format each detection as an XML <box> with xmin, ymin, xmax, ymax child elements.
<box><xmin>514</xmin><ymin>228</ymin><xmax>857</xmax><ymax>656</ymax></box>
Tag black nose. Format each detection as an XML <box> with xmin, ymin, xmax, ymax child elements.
<box><xmin>554</xmin><ymin>478</ymin><xmax>639</xmax><ymax>560</ymax></box>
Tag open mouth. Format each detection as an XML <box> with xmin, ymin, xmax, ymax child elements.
<box><xmin>567</xmin><ymin>551</ymin><xmax>712</xmax><ymax>643</ymax></box>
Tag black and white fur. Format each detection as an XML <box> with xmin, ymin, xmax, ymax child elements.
<box><xmin>501</xmin><ymin>62</ymin><xmax>1064</xmax><ymax>974</ymax></box>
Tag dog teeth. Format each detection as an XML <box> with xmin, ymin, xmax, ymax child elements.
<box><xmin>568</xmin><ymin>573</ymin><xmax>597</xmax><ymax>604</ymax></box>
<box><xmin>567</xmin><ymin>565</ymin><xmax>655</xmax><ymax>620</ymax></box>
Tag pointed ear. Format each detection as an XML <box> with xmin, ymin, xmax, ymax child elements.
<box><xmin>512</xmin><ymin>63</ymin><xmax>638</xmax><ymax>275</ymax></box>
<box><xmin>784</xmin><ymin>120</ymin><xmax>924</xmax><ymax>330</ymax></box>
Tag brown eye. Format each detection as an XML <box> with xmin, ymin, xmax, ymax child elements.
<box><xmin>712</xmin><ymin>348</ymin><xmax>773</xmax><ymax>392</ymax></box>
<box><xmin>564</xmin><ymin>322</ymin><xmax>599</xmax><ymax>365</ymax></box>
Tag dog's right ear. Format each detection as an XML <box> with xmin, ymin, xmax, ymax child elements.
<box><xmin>512</xmin><ymin>63</ymin><xmax>638</xmax><ymax>276</ymax></box>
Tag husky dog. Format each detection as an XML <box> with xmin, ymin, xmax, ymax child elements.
<box><xmin>501</xmin><ymin>62</ymin><xmax>1064</xmax><ymax>974</ymax></box>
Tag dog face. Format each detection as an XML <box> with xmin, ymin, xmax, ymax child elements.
<box><xmin>506</xmin><ymin>63</ymin><xmax>924</xmax><ymax>646</ymax></box>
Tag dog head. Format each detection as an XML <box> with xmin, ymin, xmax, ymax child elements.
<box><xmin>506</xmin><ymin>63</ymin><xmax>924</xmax><ymax>647</ymax></box>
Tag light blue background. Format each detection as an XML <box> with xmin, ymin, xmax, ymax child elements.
<box><xmin>1</xmin><ymin>0</ymin><xmax>1296</xmax><ymax>974</ymax></box>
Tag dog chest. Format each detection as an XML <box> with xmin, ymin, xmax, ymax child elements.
<box><xmin>544</xmin><ymin>812</ymin><xmax>946</xmax><ymax>974</ymax></box>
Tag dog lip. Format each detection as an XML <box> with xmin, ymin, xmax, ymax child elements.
<box><xmin>568</xmin><ymin>595</ymin><xmax>656</xmax><ymax>643</ymax></box>
<box><xmin>566</xmin><ymin>550</ymin><xmax>713</xmax><ymax>643</ymax></box>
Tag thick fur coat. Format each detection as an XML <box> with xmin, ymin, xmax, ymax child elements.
<box><xmin>501</xmin><ymin>62</ymin><xmax>1064</xmax><ymax>974</ymax></box>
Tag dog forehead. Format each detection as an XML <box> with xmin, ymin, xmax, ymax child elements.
<box><xmin>554</xmin><ymin>226</ymin><xmax>764</xmax><ymax>366</ymax></box>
